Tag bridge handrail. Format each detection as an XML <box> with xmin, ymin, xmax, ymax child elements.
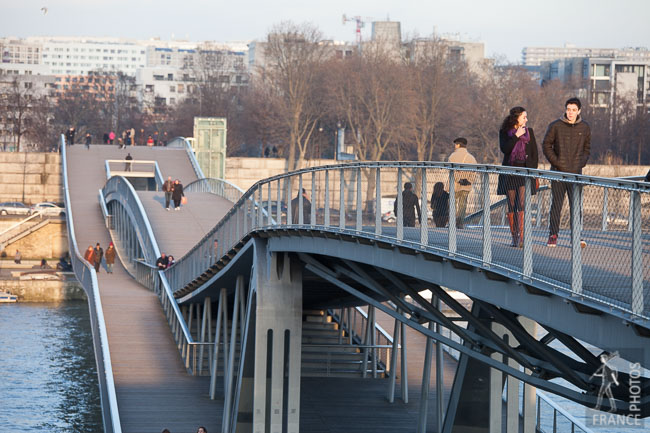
<box><xmin>102</xmin><ymin>175</ymin><xmax>194</xmax><ymax>345</ymax></box>
<box><xmin>104</xmin><ymin>159</ymin><xmax>164</xmax><ymax>188</ymax></box>
<box><xmin>61</xmin><ymin>135</ymin><xmax>122</xmax><ymax>433</ymax></box>
<box><xmin>0</xmin><ymin>210</ymin><xmax>44</xmax><ymax>240</ymax></box>
<box><xmin>166</xmin><ymin>136</ymin><xmax>206</xmax><ymax>180</ymax></box>
<box><xmin>184</xmin><ymin>177</ymin><xmax>277</xmax><ymax>226</ymax></box>
<box><xmin>166</xmin><ymin>161</ymin><xmax>649</xmax><ymax>324</ymax></box>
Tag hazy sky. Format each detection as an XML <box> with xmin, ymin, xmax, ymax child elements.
<box><xmin>1</xmin><ymin>0</ymin><xmax>649</xmax><ymax>62</ymax></box>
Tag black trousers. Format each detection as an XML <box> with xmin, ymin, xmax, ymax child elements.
<box><xmin>549</xmin><ymin>180</ymin><xmax>582</xmax><ymax>236</ymax></box>
<box><xmin>164</xmin><ymin>192</ymin><xmax>172</xmax><ymax>208</ymax></box>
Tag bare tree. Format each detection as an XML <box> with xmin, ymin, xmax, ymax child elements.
<box><xmin>326</xmin><ymin>44</ymin><xmax>415</xmax><ymax>210</ymax></box>
<box><xmin>405</xmin><ymin>37</ymin><xmax>464</xmax><ymax>163</ymax></box>
<box><xmin>0</xmin><ymin>77</ymin><xmax>34</xmax><ymax>152</ymax></box>
<box><xmin>260</xmin><ymin>21</ymin><xmax>328</xmax><ymax>172</ymax></box>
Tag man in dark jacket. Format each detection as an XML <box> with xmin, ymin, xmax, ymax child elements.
<box><xmin>542</xmin><ymin>97</ymin><xmax>591</xmax><ymax>247</ymax></box>
<box><xmin>156</xmin><ymin>253</ymin><xmax>169</xmax><ymax>270</ymax></box>
<box><xmin>394</xmin><ymin>182</ymin><xmax>421</xmax><ymax>228</ymax></box>
<box><xmin>162</xmin><ymin>176</ymin><xmax>173</xmax><ymax>210</ymax></box>
<box><xmin>65</xmin><ymin>127</ymin><xmax>75</xmax><ymax>146</ymax></box>
<box><xmin>93</xmin><ymin>242</ymin><xmax>103</xmax><ymax>273</ymax></box>
<box><xmin>291</xmin><ymin>188</ymin><xmax>311</xmax><ymax>224</ymax></box>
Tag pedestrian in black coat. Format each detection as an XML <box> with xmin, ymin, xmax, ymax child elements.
<box><xmin>171</xmin><ymin>179</ymin><xmax>184</xmax><ymax>210</ymax></box>
<box><xmin>394</xmin><ymin>182</ymin><xmax>421</xmax><ymax>227</ymax></box>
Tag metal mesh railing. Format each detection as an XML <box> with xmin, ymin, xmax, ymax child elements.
<box><xmin>166</xmin><ymin>162</ymin><xmax>650</xmax><ymax>322</ymax></box>
<box><xmin>61</xmin><ymin>135</ymin><xmax>122</xmax><ymax>433</ymax></box>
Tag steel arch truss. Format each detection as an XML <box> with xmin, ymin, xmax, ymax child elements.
<box><xmin>297</xmin><ymin>252</ymin><xmax>650</xmax><ymax>417</ymax></box>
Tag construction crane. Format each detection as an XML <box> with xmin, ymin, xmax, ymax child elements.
<box><xmin>342</xmin><ymin>14</ymin><xmax>369</xmax><ymax>50</ymax></box>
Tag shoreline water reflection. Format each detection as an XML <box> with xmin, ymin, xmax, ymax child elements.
<box><xmin>0</xmin><ymin>302</ymin><xmax>102</xmax><ymax>432</ymax></box>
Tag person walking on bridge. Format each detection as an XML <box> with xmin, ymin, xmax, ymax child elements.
<box><xmin>83</xmin><ymin>245</ymin><xmax>94</xmax><ymax>265</ymax></box>
<box><xmin>394</xmin><ymin>182</ymin><xmax>421</xmax><ymax>228</ymax></box>
<box><xmin>542</xmin><ymin>97</ymin><xmax>591</xmax><ymax>248</ymax></box>
<box><xmin>125</xmin><ymin>153</ymin><xmax>133</xmax><ymax>172</ymax></box>
<box><xmin>93</xmin><ymin>242</ymin><xmax>103</xmax><ymax>273</ymax></box>
<box><xmin>171</xmin><ymin>179</ymin><xmax>184</xmax><ymax>210</ymax></box>
<box><xmin>105</xmin><ymin>242</ymin><xmax>116</xmax><ymax>274</ymax></box>
<box><xmin>291</xmin><ymin>188</ymin><xmax>312</xmax><ymax>224</ymax></box>
<box><xmin>498</xmin><ymin>106</ymin><xmax>539</xmax><ymax>247</ymax></box>
<box><xmin>163</xmin><ymin>176</ymin><xmax>173</xmax><ymax>210</ymax></box>
<box><xmin>447</xmin><ymin>137</ymin><xmax>477</xmax><ymax>229</ymax></box>
<box><xmin>65</xmin><ymin>126</ymin><xmax>76</xmax><ymax>146</ymax></box>
<box><xmin>84</xmin><ymin>132</ymin><xmax>91</xmax><ymax>149</ymax></box>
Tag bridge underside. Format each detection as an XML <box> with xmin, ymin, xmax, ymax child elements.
<box><xmin>180</xmin><ymin>233</ymin><xmax>650</xmax><ymax>422</ymax></box>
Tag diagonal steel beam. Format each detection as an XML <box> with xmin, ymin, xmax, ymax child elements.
<box><xmin>339</xmin><ymin>261</ymin><xmax>478</xmax><ymax>347</ymax></box>
<box><xmin>476</xmin><ymin>300</ymin><xmax>590</xmax><ymax>391</ymax></box>
<box><xmin>300</xmin><ymin>258</ymin><xmax>628</xmax><ymax>409</ymax></box>
<box><xmin>377</xmin><ymin>268</ymin><xmax>537</xmax><ymax>372</ymax></box>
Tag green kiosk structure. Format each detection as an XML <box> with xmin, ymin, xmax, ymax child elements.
<box><xmin>193</xmin><ymin>117</ymin><xmax>227</xmax><ymax>179</ymax></box>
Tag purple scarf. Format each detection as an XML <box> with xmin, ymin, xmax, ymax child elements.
<box><xmin>507</xmin><ymin>127</ymin><xmax>529</xmax><ymax>164</ymax></box>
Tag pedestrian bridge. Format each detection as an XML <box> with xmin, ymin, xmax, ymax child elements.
<box><xmin>61</xmin><ymin>138</ymin><xmax>650</xmax><ymax>433</ymax></box>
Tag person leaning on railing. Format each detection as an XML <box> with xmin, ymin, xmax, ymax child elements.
<box><xmin>497</xmin><ymin>106</ymin><xmax>539</xmax><ymax>248</ymax></box>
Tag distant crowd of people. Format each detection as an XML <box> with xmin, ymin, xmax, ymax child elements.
<box><xmin>64</xmin><ymin>126</ymin><xmax>169</xmax><ymax>148</ymax></box>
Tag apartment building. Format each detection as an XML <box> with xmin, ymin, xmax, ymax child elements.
<box><xmin>540</xmin><ymin>56</ymin><xmax>649</xmax><ymax>113</ymax></box>
<box><xmin>522</xmin><ymin>45</ymin><xmax>650</xmax><ymax>67</ymax></box>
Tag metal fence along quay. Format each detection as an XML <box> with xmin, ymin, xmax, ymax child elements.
<box><xmin>167</xmin><ymin>162</ymin><xmax>650</xmax><ymax>322</ymax></box>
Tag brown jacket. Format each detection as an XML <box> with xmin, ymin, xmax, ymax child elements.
<box><xmin>84</xmin><ymin>248</ymin><xmax>95</xmax><ymax>264</ymax></box>
<box><xmin>105</xmin><ymin>246</ymin><xmax>116</xmax><ymax>265</ymax></box>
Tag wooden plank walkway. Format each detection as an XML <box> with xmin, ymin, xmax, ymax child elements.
<box><xmin>67</xmin><ymin>145</ymin><xmax>222</xmax><ymax>433</ymax></box>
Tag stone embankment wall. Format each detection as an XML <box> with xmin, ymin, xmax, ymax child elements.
<box><xmin>0</xmin><ymin>152</ymin><xmax>63</xmax><ymax>204</ymax></box>
<box><xmin>0</xmin><ymin>278</ymin><xmax>86</xmax><ymax>302</ymax></box>
<box><xmin>0</xmin><ymin>218</ymin><xmax>68</xmax><ymax>258</ymax></box>
<box><xmin>225</xmin><ymin>157</ymin><xmax>648</xmax><ymax>196</ymax></box>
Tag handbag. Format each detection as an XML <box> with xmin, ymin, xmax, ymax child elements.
<box><xmin>181</xmin><ymin>196</ymin><xmax>188</xmax><ymax>205</ymax></box>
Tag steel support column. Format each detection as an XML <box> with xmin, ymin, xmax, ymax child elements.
<box><xmin>252</xmin><ymin>249</ymin><xmax>302</xmax><ymax>433</ymax></box>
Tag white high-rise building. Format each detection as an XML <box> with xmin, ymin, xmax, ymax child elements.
<box><xmin>27</xmin><ymin>36</ymin><xmax>148</xmax><ymax>76</ymax></box>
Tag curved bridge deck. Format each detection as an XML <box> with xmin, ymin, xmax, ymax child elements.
<box><xmin>66</xmin><ymin>147</ymin><xmax>650</xmax><ymax>431</ymax></box>
<box><xmin>67</xmin><ymin>145</ymin><xmax>226</xmax><ymax>432</ymax></box>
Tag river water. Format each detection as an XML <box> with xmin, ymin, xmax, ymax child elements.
<box><xmin>0</xmin><ymin>302</ymin><xmax>102</xmax><ymax>432</ymax></box>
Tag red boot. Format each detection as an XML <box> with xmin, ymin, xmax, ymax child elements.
<box><xmin>507</xmin><ymin>212</ymin><xmax>518</xmax><ymax>247</ymax></box>
<box><xmin>517</xmin><ymin>211</ymin><xmax>524</xmax><ymax>248</ymax></box>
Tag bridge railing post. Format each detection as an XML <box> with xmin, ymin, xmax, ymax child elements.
<box><xmin>420</xmin><ymin>167</ymin><xmax>428</xmax><ymax>245</ymax></box>
<box><xmin>324</xmin><ymin>169</ymin><xmax>331</xmax><ymax>227</ymax></box>
<box><xmin>570</xmin><ymin>182</ymin><xmax>583</xmax><ymax>294</ymax></box>
<box><xmin>481</xmin><ymin>171</ymin><xmax>492</xmax><ymax>265</ymax></box>
<box><xmin>631</xmin><ymin>190</ymin><xmax>644</xmax><ymax>316</ymax></box>
<box><xmin>523</xmin><ymin>176</ymin><xmax>533</xmax><ymax>278</ymax></box>
<box><xmin>356</xmin><ymin>167</ymin><xmax>362</xmax><ymax>232</ymax></box>
<box><xmin>375</xmin><ymin>167</ymin><xmax>382</xmax><ymax>236</ymax></box>
<box><xmin>396</xmin><ymin>168</ymin><xmax>403</xmax><ymax>241</ymax></box>
<box><xmin>310</xmin><ymin>172</ymin><xmax>316</xmax><ymax>226</ymax></box>
<box><xmin>298</xmin><ymin>174</ymin><xmax>304</xmax><ymax>225</ymax></box>
<box><xmin>448</xmin><ymin>169</ymin><xmax>457</xmax><ymax>254</ymax></box>
<box><xmin>339</xmin><ymin>168</ymin><xmax>345</xmax><ymax>230</ymax></box>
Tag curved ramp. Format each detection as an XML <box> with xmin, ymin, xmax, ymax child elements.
<box><xmin>66</xmin><ymin>145</ymin><xmax>225</xmax><ymax>432</ymax></box>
